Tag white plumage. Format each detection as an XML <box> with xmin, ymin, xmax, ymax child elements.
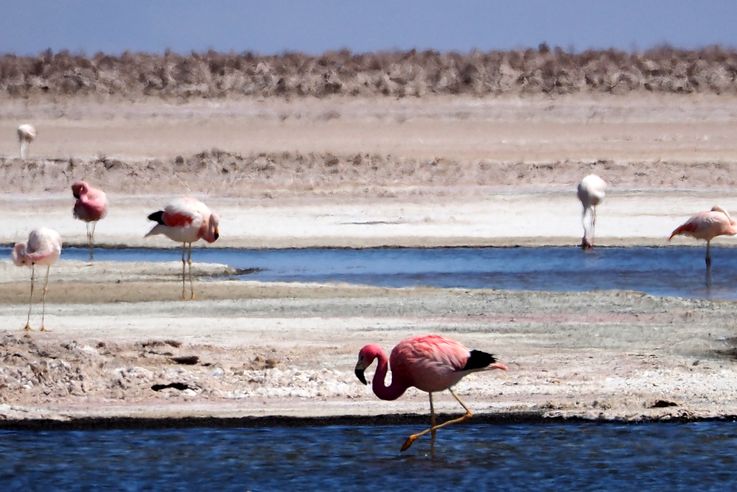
<box><xmin>12</xmin><ymin>227</ymin><xmax>62</xmax><ymax>331</ymax></box>
<box><xmin>145</xmin><ymin>197</ymin><xmax>220</xmax><ymax>299</ymax></box>
<box><xmin>12</xmin><ymin>227</ymin><xmax>62</xmax><ymax>267</ymax></box>
<box><xmin>17</xmin><ymin>123</ymin><xmax>37</xmax><ymax>160</ymax></box>
<box><xmin>577</xmin><ymin>174</ymin><xmax>607</xmax><ymax>249</ymax></box>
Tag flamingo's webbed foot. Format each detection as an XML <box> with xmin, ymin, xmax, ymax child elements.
<box><xmin>401</xmin><ymin>434</ymin><xmax>419</xmax><ymax>452</ymax></box>
<box><xmin>23</xmin><ymin>323</ymin><xmax>33</xmax><ymax>332</ymax></box>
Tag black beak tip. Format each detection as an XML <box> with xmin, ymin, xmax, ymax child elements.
<box><xmin>355</xmin><ymin>368</ymin><xmax>367</xmax><ymax>385</ymax></box>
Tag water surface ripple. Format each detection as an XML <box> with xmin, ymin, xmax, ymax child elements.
<box><xmin>24</xmin><ymin>245</ymin><xmax>737</xmax><ymax>300</ymax></box>
<box><xmin>2</xmin><ymin>422</ymin><xmax>737</xmax><ymax>490</ymax></box>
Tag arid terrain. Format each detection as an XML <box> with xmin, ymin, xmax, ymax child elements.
<box><xmin>2</xmin><ymin>53</ymin><xmax>737</xmax><ymax>426</ymax></box>
<box><xmin>3</xmin><ymin>47</ymin><xmax>737</xmax><ymax>99</ymax></box>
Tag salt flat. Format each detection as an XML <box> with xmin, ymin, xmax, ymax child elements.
<box><xmin>1</xmin><ymin>95</ymin><xmax>737</xmax><ymax>423</ymax></box>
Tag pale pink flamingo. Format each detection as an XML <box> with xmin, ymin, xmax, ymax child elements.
<box><xmin>577</xmin><ymin>174</ymin><xmax>607</xmax><ymax>249</ymax></box>
<box><xmin>145</xmin><ymin>197</ymin><xmax>220</xmax><ymax>299</ymax></box>
<box><xmin>355</xmin><ymin>334</ymin><xmax>508</xmax><ymax>451</ymax></box>
<box><xmin>72</xmin><ymin>181</ymin><xmax>108</xmax><ymax>261</ymax></box>
<box><xmin>669</xmin><ymin>205</ymin><xmax>737</xmax><ymax>270</ymax></box>
<box><xmin>17</xmin><ymin>123</ymin><xmax>36</xmax><ymax>160</ymax></box>
<box><xmin>12</xmin><ymin>228</ymin><xmax>62</xmax><ymax>331</ymax></box>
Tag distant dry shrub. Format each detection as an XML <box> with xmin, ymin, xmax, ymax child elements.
<box><xmin>1</xmin><ymin>46</ymin><xmax>736</xmax><ymax>99</ymax></box>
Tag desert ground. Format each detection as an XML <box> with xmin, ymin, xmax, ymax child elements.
<box><xmin>2</xmin><ymin>93</ymin><xmax>737</xmax><ymax>425</ymax></box>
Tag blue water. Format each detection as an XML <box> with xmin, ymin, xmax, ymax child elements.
<box><xmin>2</xmin><ymin>421</ymin><xmax>737</xmax><ymax>490</ymax></box>
<box><xmin>5</xmin><ymin>245</ymin><xmax>737</xmax><ymax>300</ymax></box>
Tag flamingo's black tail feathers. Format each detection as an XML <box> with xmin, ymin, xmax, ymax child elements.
<box><xmin>463</xmin><ymin>350</ymin><xmax>497</xmax><ymax>371</ymax></box>
<box><xmin>148</xmin><ymin>211</ymin><xmax>164</xmax><ymax>224</ymax></box>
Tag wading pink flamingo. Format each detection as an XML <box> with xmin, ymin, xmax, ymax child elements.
<box><xmin>669</xmin><ymin>205</ymin><xmax>737</xmax><ymax>270</ymax></box>
<box><xmin>145</xmin><ymin>197</ymin><xmax>220</xmax><ymax>299</ymax></box>
<box><xmin>17</xmin><ymin>123</ymin><xmax>36</xmax><ymax>160</ymax></box>
<box><xmin>355</xmin><ymin>334</ymin><xmax>508</xmax><ymax>451</ymax></box>
<box><xmin>12</xmin><ymin>228</ymin><xmax>62</xmax><ymax>331</ymax></box>
<box><xmin>72</xmin><ymin>181</ymin><xmax>108</xmax><ymax>261</ymax></box>
<box><xmin>577</xmin><ymin>174</ymin><xmax>607</xmax><ymax>249</ymax></box>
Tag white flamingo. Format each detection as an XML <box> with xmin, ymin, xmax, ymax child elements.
<box><xmin>12</xmin><ymin>227</ymin><xmax>62</xmax><ymax>331</ymax></box>
<box><xmin>145</xmin><ymin>197</ymin><xmax>220</xmax><ymax>300</ymax></box>
<box><xmin>577</xmin><ymin>174</ymin><xmax>607</xmax><ymax>249</ymax></box>
<box><xmin>17</xmin><ymin>124</ymin><xmax>37</xmax><ymax>160</ymax></box>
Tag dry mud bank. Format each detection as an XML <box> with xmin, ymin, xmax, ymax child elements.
<box><xmin>1</xmin><ymin>266</ymin><xmax>737</xmax><ymax>423</ymax></box>
<box><xmin>2</xmin><ymin>95</ymin><xmax>737</xmax><ymax>163</ymax></box>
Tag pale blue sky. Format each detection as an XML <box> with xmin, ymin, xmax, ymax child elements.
<box><xmin>1</xmin><ymin>1</ymin><xmax>735</xmax><ymax>55</ymax></box>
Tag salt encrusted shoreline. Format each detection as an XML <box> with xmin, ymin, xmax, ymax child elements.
<box><xmin>2</xmin><ymin>95</ymin><xmax>737</xmax><ymax>423</ymax></box>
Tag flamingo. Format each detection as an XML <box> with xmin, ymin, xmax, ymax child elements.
<box><xmin>12</xmin><ymin>228</ymin><xmax>62</xmax><ymax>331</ymax></box>
<box><xmin>72</xmin><ymin>181</ymin><xmax>108</xmax><ymax>261</ymax></box>
<box><xmin>355</xmin><ymin>334</ymin><xmax>508</xmax><ymax>451</ymax></box>
<box><xmin>17</xmin><ymin>123</ymin><xmax>37</xmax><ymax>160</ymax></box>
<box><xmin>669</xmin><ymin>205</ymin><xmax>737</xmax><ymax>271</ymax></box>
<box><xmin>577</xmin><ymin>174</ymin><xmax>607</xmax><ymax>249</ymax></box>
<box><xmin>145</xmin><ymin>197</ymin><xmax>220</xmax><ymax>299</ymax></box>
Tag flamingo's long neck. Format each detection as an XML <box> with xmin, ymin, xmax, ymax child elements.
<box><xmin>712</xmin><ymin>206</ymin><xmax>737</xmax><ymax>233</ymax></box>
<box><xmin>724</xmin><ymin>209</ymin><xmax>737</xmax><ymax>229</ymax></box>
<box><xmin>371</xmin><ymin>349</ymin><xmax>408</xmax><ymax>401</ymax></box>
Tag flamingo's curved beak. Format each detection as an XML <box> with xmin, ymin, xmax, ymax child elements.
<box><xmin>354</xmin><ymin>362</ymin><xmax>367</xmax><ymax>385</ymax></box>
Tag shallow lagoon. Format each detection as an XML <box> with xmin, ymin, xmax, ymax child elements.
<box><xmin>2</xmin><ymin>421</ymin><xmax>737</xmax><ymax>490</ymax></box>
<box><xmin>40</xmin><ymin>245</ymin><xmax>737</xmax><ymax>300</ymax></box>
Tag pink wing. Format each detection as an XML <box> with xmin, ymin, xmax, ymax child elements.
<box><xmin>161</xmin><ymin>198</ymin><xmax>210</xmax><ymax>227</ymax></box>
<box><xmin>670</xmin><ymin>210</ymin><xmax>733</xmax><ymax>241</ymax></box>
<box><xmin>161</xmin><ymin>210</ymin><xmax>194</xmax><ymax>227</ymax></box>
<box><xmin>86</xmin><ymin>188</ymin><xmax>108</xmax><ymax>208</ymax></box>
<box><xmin>390</xmin><ymin>335</ymin><xmax>470</xmax><ymax>392</ymax></box>
<box><xmin>74</xmin><ymin>191</ymin><xmax>108</xmax><ymax>221</ymax></box>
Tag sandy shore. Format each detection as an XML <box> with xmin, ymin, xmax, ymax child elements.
<box><xmin>4</xmin><ymin>190</ymin><xmax>737</xmax><ymax>249</ymax></box>
<box><xmin>3</xmin><ymin>95</ymin><xmax>737</xmax><ymax>162</ymax></box>
<box><xmin>2</xmin><ymin>95</ymin><xmax>737</xmax><ymax>425</ymax></box>
<box><xmin>2</xmin><ymin>268</ymin><xmax>737</xmax><ymax>423</ymax></box>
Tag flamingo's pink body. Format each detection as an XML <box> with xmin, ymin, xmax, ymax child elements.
<box><xmin>669</xmin><ymin>206</ymin><xmax>737</xmax><ymax>242</ymax></box>
<box><xmin>145</xmin><ymin>197</ymin><xmax>219</xmax><ymax>244</ymax></box>
<box><xmin>72</xmin><ymin>181</ymin><xmax>108</xmax><ymax>223</ymax></box>
<box><xmin>669</xmin><ymin>205</ymin><xmax>737</xmax><ymax>269</ymax></box>
<box><xmin>355</xmin><ymin>334</ymin><xmax>508</xmax><ymax>450</ymax></box>
<box><xmin>12</xmin><ymin>227</ymin><xmax>62</xmax><ymax>331</ymax></box>
<box><xmin>72</xmin><ymin>181</ymin><xmax>108</xmax><ymax>260</ymax></box>
<box><xmin>145</xmin><ymin>197</ymin><xmax>220</xmax><ymax>299</ymax></box>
